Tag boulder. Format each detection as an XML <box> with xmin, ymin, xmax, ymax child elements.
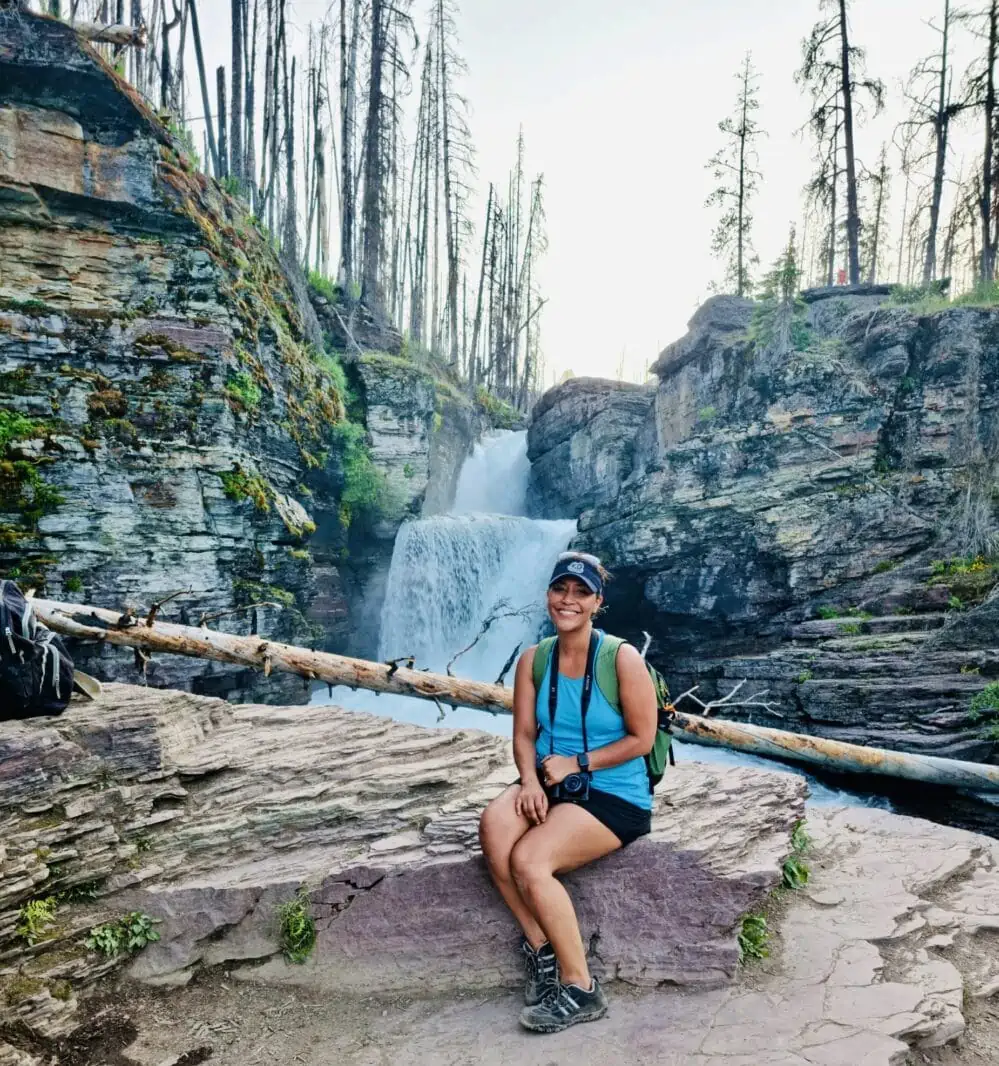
<box><xmin>0</xmin><ymin>683</ymin><xmax>803</xmax><ymax>1049</ymax></box>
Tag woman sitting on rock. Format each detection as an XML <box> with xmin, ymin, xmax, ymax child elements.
<box><xmin>478</xmin><ymin>550</ymin><xmax>657</xmax><ymax>1033</ymax></box>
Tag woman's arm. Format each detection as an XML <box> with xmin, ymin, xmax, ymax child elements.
<box><xmin>541</xmin><ymin>643</ymin><xmax>657</xmax><ymax>784</ymax></box>
<box><xmin>513</xmin><ymin>646</ymin><xmax>548</xmax><ymax>824</ymax></box>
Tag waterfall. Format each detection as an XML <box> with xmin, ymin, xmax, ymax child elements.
<box><xmin>311</xmin><ymin>431</ymin><xmax>575</xmax><ymax>732</ymax></box>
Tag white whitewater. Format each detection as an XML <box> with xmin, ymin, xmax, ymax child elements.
<box><xmin>312</xmin><ymin>429</ymin><xmax>876</xmax><ymax>808</ymax></box>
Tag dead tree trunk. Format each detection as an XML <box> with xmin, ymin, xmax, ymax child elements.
<box><xmin>188</xmin><ymin>0</ymin><xmax>219</xmax><ymax>177</ymax></box>
<box><xmin>31</xmin><ymin>597</ymin><xmax>999</xmax><ymax>795</ymax></box>
<box><xmin>360</xmin><ymin>0</ymin><xmax>387</xmax><ymax>310</ymax></box>
<box><xmin>216</xmin><ymin>65</ymin><xmax>229</xmax><ymax>178</ymax></box>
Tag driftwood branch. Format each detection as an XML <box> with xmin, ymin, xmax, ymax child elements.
<box><xmin>146</xmin><ymin>589</ymin><xmax>190</xmax><ymax>627</ymax></box>
<box><xmin>74</xmin><ymin>21</ymin><xmax>147</xmax><ymax>46</ymax></box>
<box><xmin>673</xmin><ymin>681</ymin><xmax>783</xmax><ymax>719</ymax></box>
<box><xmin>29</xmin><ymin>598</ymin><xmax>999</xmax><ymax>794</ymax></box>
<box><xmin>445</xmin><ymin>599</ymin><xmax>535</xmax><ymax>676</ymax></box>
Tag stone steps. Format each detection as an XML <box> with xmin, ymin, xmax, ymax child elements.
<box><xmin>791</xmin><ymin>613</ymin><xmax>948</xmax><ymax>641</ymax></box>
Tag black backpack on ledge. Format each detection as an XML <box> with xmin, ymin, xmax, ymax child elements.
<box><xmin>0</xmin><ymin>579</ymin><xmax>76</xmax><ymax>721</ymax></box>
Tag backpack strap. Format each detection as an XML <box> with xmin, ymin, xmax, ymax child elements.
<box><xmin>594</xmin><ymin>633</ymin><xmax>626</xmax><ymax>714</ymax></box>
<box><xmin>531</xmin><ymin>636</ymin><xmax>557</xmax><ymax>691</ymax></box>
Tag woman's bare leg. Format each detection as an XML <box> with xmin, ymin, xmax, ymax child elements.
<box><xmin>478</xmin><ymin>784</ymin><xmax>547</xmax><ymax>947</ymax></box>
<box><xmin>509</xmin><ymin>803</ymin><xmax>621</xmax><ymax>988</ymax></box>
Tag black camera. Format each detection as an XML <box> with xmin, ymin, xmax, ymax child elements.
<box><xmin>555</xmin><ymin>771</ymin><xmax>592</xmax><ymax>801</ymax></box>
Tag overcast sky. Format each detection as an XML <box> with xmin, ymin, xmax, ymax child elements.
<box><xmin>190</xmin><ymin>0</ymin><xmax>975</xmax><ymax>384</ymax></box>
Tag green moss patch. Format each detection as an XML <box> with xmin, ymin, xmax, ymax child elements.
<box><xmin>220</xmin><ymin>466</ymin><xmax>272</xmax><ymax>512</ymax></box>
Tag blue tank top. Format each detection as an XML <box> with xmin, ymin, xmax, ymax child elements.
<box><xmin>534</xmin><ymin>631</ymin><xmax>652</xmax><ymax>811</ymax></box>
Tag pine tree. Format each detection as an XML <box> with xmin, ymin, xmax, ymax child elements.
<box><xmin>705</xmin><ymin>53</ymin><xmax>764</xmax><ymax>296</ymax></box>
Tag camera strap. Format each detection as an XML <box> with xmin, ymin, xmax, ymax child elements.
<box><xmin>547</xmin><ymin>630</ymin><xmax>599</xmax><ymax>758</ymax></box>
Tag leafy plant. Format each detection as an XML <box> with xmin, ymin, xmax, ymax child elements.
<box><xmin>872</xmin><ymin>559</ymin><xmax>898</xmax><ymax>574</ymax></box>
<box><xmin>85</xmin><ymin>912</ymin><xmax>161</xmax><ymax>957</ymax></box>
<box><xmin>220</xmin><ymin>466</ymin><xmax>272</xmax><ymax>512</ymax></box>
<box><xmin>838</xmin><ymin>622</ymin><xmax>861</xmax><ymax>635</ymax></box>
<box><xmin>65</xmin><ymin>576</ymin><xmax>83</xmax><ymax>593</ymax></box>
<box><xmin>738</xmin><ymin>914</ymin><xmax>770</xmax><ymax>961</ymax></box>
<box><xmin>16</xmin><ymin>897</ymin><xmax>58</xmax><ymax>945</ymax></box>
<box><xmin>948</xmin><ymin>595</ymin><xmax>965</xmax><ymax>612</ymax></box>
<box><xmin>697</xmin><ymin>405</ymin><xmax>718</xmax><ymax>422</ymax></box>
<box><xmin>277</xmin><ymin>894</ymin><xmax>316</xmax><ymax>963</ymax></box>
<box><xmin>306</xmin><ymin>270</ymin><xmax>338</xmax><ymax>303</ymax></box>
<box><xmin>224</xmin><ymin>371</ymin><xmax>262</xmax><ymax>413</ymax></box>
<box><xmin>969</xmin><ymin>682</ymin><xmax>999</xmax><ymax>719</ymax></box>
<box><xmin>796</xmin><ymin>670</ymin><xmax>813</xmax><ymax>684</ymax></box>
<box><xmin>782</xmin><ymin>856</ymin><xmax>810</xmax><ymax>889</ymax></box>
<box><xmin>791</xmin><ymin>820</ymin><xmax>811</xmax><ymax>854</ymax></box>
<box><xmin>0</xmin><ymin>411</ymin><xmax>42</xmax><ymax>454</ymax></box>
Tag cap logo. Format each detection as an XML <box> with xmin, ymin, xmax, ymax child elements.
<box><xmin>567</xmin><ymin>561</ymin><xmax>585</xmax><ymax>575</ymax></box>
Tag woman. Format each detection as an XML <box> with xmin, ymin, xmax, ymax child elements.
<box><xmin>478</xmin><ymin>550</ymin><xmax>657</xmax><ymax>1033</ymax></box>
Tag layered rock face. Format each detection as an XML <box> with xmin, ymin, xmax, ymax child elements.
<box><xmin>529</xmin><ymin>292</ymin><xmax>999</xmax><ymax>759</ymax></box>
<box><xmin>0</xmin><ymin>10</ymin><xmax>491</xmax><ymax>691</ymax></box>
<box><xmin>0</xmin><ymin>684</ymin><xmax>802</xmax><ymax>1062</ymax></box>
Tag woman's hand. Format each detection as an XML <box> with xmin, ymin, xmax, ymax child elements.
<box><xmin>515</xmin><ymin>780</ymin><xmax>549</xmax><ymax>825</ymax></box>
<box><xmin>540</xmin><ymin>754</ymin><xmax>579</xmax><ymax>788</ymax></box>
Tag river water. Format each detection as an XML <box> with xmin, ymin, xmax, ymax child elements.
<box><xmin>308</xmin><ymin>430</ymin><xmax>907</xmax><ymax>811</ymax></box>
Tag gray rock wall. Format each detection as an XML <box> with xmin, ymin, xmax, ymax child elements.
<box><xmin>528</xmin><ymin>293</ymin><xmax>999</xmax><ymax>759</ymax></box>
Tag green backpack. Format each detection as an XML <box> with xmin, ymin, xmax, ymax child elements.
<box><xmin>531</xmin><ymin>632</ymin><xmax>675</xmax><ymax>791</ymax></box>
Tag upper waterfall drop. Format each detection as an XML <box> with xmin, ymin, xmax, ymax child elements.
<box><xmin>450</xmin><ymin>430</ymin><xmax>532</xmax><ymax>517</ymax></box>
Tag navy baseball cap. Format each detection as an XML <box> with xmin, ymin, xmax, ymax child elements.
<box><xmin>548</xmin><ymin>552</ymin><xmax>603</xmax><ymax>596</ymax></box>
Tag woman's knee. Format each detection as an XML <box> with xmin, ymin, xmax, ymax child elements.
<box><xmin>510</xmin><ymin>839</ymin><xmax>551</xmax><ymax>890</ymax></box>
<box><xmin>478</xmin><ymin>791</ymin><xmax>520</xmax><ymax>868</ymax></box>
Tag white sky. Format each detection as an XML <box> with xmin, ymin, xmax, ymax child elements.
<box><xmin>189</xmin><ymin>0</ymin><xmax>975</xmax><ymax>384</ymax></box>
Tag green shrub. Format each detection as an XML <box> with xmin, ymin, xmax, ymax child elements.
<box><xmin>65</xmin><ymin>576</ymin><xmax>83</xmax><ymax>593</ymax></box>
<box><xmin>838</xmin><ymin>622</ymin><xmax>862</xmax><ymax>635</ymax></box>
<box><xmin>697</xmin><ymin>405</ymin><xmax>718</xmax><ymax>422</ymax></box>
<box><xmin>782</xmin><ymin>856</ymin><xmax>810</xmax><ymax>889</ymax></box>
<box><xmin>816</xmin><ymin>606</ymin><xmax>840</xmax><ymax>620</ymax></box>
<box><xmin>796</xmin><ymin>670</ymin><xmax>813</xmax><ymax>684</ymax></box>
<box><xmin>330</xmin><ymin>421</ymin><xmax>400</xmax><ymax>528</ymax></box>
<box><xmin>306</xmin><ymin>270</ymin><xmax>338</xmax><ymax>303</ymax></box>
<box><xmin>474</xmin><ymin>386</ymin><xmax>521</xmax><ymax>430</ymax></box>
<box><xmin>277</xmin><ymin>894</ymin><xmax>316</xmax><ymax>963</ymax></box>
<box><xmin>873</xmin><ymin>559</ymin><xmax>898</xmax><ymax>574</ymax></box>
<box><xmin>85</xmin><ymin>912</ymin><xmax>161</xmax><ymax>956</ymax></box>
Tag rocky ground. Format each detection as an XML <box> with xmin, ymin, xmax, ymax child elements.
<box><xmin>3</xmin><ymin>688</ymin><xmax>999</xmax><ymax>1065</ymax></box>
<box><xmin>16</xmin><ymin>806</ymin><xmax>999</xmax><ymax>1066</ymax></box>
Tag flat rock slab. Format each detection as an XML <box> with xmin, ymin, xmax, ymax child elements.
<box><xmin>0</xmin><ymin>682</ymin><xmax>801</xmax><ymax>1064</ymax></box>
<box><xmin>113</xmin><ymin>805</ymin><xmax>999</xmax><ymax>1066</ymax></box>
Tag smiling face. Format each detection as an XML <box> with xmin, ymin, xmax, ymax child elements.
<box><xmin>547</xmin><ymin>576</ymin><xmax>602</xmax><ymax>634</ymax></box>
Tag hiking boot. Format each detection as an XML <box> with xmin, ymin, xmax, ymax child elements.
<box><xmin>522</xmin><ymin>939</ymin><xmax>559</xmax><ymax>1006</ymax></box>
<box><xmin>519</xmin><ymin>978</ymin><xmax>608</xmax><ymax>1033</ymax></box>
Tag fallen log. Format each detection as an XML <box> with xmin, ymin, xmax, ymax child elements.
<box><xmin>72</xmin><ymin>21</ymin><xmax>147</xmax><ymax>47</ymax></box>
<box><xmin>31</xmin><ymin>598</ymin><xmax>999</xmax><ymax>794</ymax></box>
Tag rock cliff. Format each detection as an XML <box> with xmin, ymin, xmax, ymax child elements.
<box><xmin>529</xmin><ymin>291</ymin><xmax>999</xmax><ymax>761</ymax></box>
<box><xmin>0</xmin><ymin>8</ymin><xmax>495</xmax><ymax>691</ymax></box>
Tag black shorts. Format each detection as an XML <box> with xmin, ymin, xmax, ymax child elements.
<box><xmin>545</xmin><ymin>785</ymin><xmax>652</xmax><ymax>847</ymax></box>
